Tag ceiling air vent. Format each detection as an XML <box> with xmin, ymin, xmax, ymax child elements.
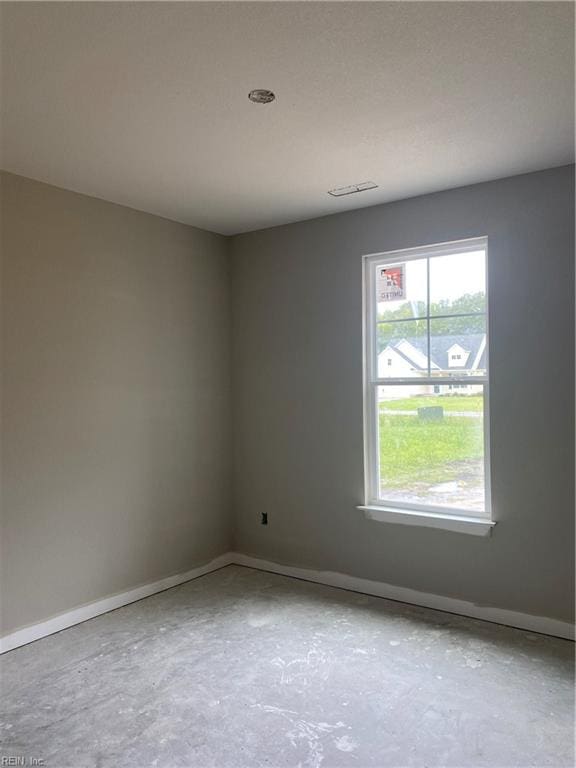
<box><xmin>328</xmin><ymin>181</ymin><xmax>378</xmax><ymax>197</ymax></box>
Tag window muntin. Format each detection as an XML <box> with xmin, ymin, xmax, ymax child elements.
<box><xmin>364</xmin><ymin>238</ymin><xmax>490</xmax><ymax>518</ymax></box>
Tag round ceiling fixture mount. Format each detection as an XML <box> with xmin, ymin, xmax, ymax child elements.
<box><xmin>248</xmin><ymin>89</ymin><xmax>276</xmax><ymax>104</ymax></box>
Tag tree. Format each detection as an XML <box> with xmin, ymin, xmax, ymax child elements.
<box><xmin>377</xmin><ymin>292</ymin><xmax>485</xmax><ymax>350</ymax></box>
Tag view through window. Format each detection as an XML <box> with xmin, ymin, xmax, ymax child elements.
<box><xmin>364</xmin><ymin>239</ymin><xmax>490</xmax><ymax>517</ymax></box>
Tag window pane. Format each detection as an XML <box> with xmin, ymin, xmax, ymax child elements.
<box><xmin>429</xmin><ymin>316</ymin><xmax>486</xmax><ymax>379</ymax></box>
<box><xmin>376</xmin><ymin>258</ymin><xmax>427</xmax><ymax>321</ymax></box>
<box><xmin>377</xmin><ymin>385</ymin><xmax>485</xmax><ymax>513</ymax></box>
<box><xmin>429</xmin><ymin>250</ymin><xmax>486</xmax><ymax>316</ymax></box>
<box><xmin>377</xmin><ymin>320</ymin><xmax>428</xmax><ymax>378</ymax></box>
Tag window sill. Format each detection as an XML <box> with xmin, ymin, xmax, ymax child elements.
<box><xmin>357</xmin><ymin>505</ymin><xmax>496</xmax><ymax>536</ymax></box>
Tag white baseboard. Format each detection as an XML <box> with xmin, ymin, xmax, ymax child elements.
<box><xmin>0</xmin><ymin>552</ymin><xmax>234</xmax><ymax>654</ymax></box>
<box><xmin>232</xmin><ymin>553</ymin><xmax>575</xmax><ymax>641</ymax></box>
<box><xmin>2</xmin><ymin>550</ymin><xmax>573</xmax><ymax>653</ymax></box>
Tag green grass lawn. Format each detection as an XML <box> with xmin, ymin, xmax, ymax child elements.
<box><xmin>380</xmin><ymin>395</ymin><xmax>483</xmax><ymax>412</ymax></box>
<box><xmin>379</xmin><ymin>410</ymin><xmax>484</xmax><ymax>488</ymax></box>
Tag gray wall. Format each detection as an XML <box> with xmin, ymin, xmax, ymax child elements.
<box><xmin>1</xmin><ymin>172</ymin><xmax>232</xmax><ymax>635</ymax></box>
<box><xmin>2</xmin><ymin>165</ymin><xmax>574</xmax><ymax>636</ymax></box>
<box><xmin>231</xmin><ymin>165</ymin><xmax>575</xmax><ymax>623</ymax></box>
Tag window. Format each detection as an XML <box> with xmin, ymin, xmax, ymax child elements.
<box><xmin>363</xmin><ymin>238</ymin><xmax>490</xmax><ymax>519</ymax></box>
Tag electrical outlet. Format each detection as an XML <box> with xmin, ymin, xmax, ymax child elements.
<box><xmin>261</xmin><ymin>512</ymin><xmax>268</xmax><ymax>525</ymax></box>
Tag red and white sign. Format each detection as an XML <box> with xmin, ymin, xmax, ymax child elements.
<box><xmin>377</xmin><ymin>264</ymin><xmax>406</xmax><ymax>302</ymax></box>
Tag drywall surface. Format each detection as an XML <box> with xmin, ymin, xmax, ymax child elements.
<box><xmin>0</xmin><ymin>172</ymin><xmax>232</xmax><ymax>635</ymax></box>
<box><xmin>231</xmin><ymin>165</ymin><xmax>575</xmax><ymax>623</ymax></box>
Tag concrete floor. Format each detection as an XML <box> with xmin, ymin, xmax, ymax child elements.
<box><xmin>0</xmin><ymin>565</ymin><xmax>574</xmax><ymax>768</ymax></box>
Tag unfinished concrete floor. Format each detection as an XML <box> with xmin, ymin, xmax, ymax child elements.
<box><xmin>1</xmin><ymin>565</ymin><xmax>574</xmax><ymax>768</ymax></box>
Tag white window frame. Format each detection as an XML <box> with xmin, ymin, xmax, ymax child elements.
<box><xmin>361</xmin><ymin>237</ymin><xmax>493</xmax><ymax>529</ymax></box>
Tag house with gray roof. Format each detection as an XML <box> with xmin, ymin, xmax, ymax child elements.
<box><xmin>378</xmin><ymin>333</ymin><xmax>486</xmax><ymax>398</ymax></box>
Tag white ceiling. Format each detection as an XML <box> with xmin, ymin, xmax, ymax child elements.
<box><xmin>1</xmin><ymin>2</ymin><xmax>574</xmax><ymax>235</ymax></box>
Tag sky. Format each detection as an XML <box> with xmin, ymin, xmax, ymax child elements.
<box><xmin>377</xmin><ymin>250</ymin><xmax>486</xmax><ymax>311</ymax></box>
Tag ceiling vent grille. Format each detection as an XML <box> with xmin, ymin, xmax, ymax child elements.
<box><xmin>328</xmin><ymin>181</ymin><xmax>378</xmax><ymax>197</ymax></box>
